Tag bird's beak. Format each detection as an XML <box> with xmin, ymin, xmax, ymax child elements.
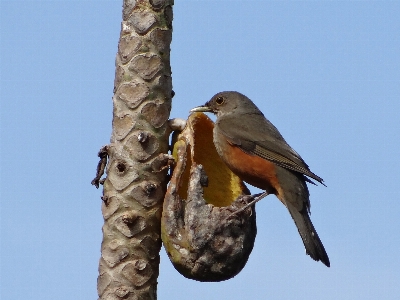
<box><xmin>190</xmin><ymin>105</ymin><xmax>212</xmax><ymax>113</ymax></box>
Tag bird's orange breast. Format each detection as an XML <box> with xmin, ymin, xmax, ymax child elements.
<box><xmin>214</xmin><ymin>134</ymin><xmax>282</xmax><ymax>196</ymax></box>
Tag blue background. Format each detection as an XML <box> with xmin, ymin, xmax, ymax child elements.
<box><xmin>1</xmin><ymin>1</ymin><xmax>399</xmax><ymax>299</ymax></box>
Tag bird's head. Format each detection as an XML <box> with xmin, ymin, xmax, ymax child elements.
<box><xmin>191</xmin><ymin>91</ymin><xmax>262</xmax><ymax>117</ymax></box>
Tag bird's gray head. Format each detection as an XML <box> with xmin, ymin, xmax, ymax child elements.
<box><xmin>191</xmin><ymin>91</ymin><xmax>263</xmax><ymax>117</ymax></box>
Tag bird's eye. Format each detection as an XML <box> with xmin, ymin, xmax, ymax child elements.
<box><xmin>215</xmin><ymin>96</ymin><xmax>225</xmax><ymax>105</ymax></box>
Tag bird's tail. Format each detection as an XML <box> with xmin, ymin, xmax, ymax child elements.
<box><xmin>287</xmin><ymin>203</ymin><xmax>330</xmax><ymax>267</ymax></box>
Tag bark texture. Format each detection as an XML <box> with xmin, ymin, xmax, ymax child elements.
<box><xmin>97</xmin><ymin>1</ymin><xmax>173</xmax><ymax>299</ymax></box>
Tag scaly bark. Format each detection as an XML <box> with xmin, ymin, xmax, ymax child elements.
<box><xmin>97</xmin><ymin>1</ymin><xmax>173</xmax><ymax>299</ymax></box>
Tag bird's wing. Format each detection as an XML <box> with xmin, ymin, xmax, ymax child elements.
<box><xmin>217</xmin><ymin>114</ymin><xmax>325</xmax><ymax>185</ymax></box>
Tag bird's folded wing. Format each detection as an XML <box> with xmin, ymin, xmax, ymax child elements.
<box><xmin>251</xmin><ymin>143</ymin><xmax>324</xmax><ymax>184</ymax></box>
<box><xmin>218</xmin><ymin>116</ymin><xmax>325</xmax><ymax>185</ymax></box>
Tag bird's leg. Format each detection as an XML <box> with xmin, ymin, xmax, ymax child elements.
<box><xmin>227</xmin><ymin>191</ymin><xmax>269</xmax><ymax>219</ymax></box>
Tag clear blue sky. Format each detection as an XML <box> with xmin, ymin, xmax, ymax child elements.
<box><xmin>1</xmin><ymin>1</ymin><xmax>400</xmax><ymax>299</ymax></box>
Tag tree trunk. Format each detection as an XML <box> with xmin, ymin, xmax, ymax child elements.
<box><xmin>96</xmin><ymin>1</ymin><xmax>173</xmax><ymax>299</ymax></box>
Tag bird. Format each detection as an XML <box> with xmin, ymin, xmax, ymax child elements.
<box><xmin>191</xmin><ymin>91</ymin><xmax>330</xmax><ymax>267</ymax></box>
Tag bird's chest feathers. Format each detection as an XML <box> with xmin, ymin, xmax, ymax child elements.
<box><xmin>213</xmin><ymin>128</ymin><xmax>280</xmax><ymax>194</ymax></box>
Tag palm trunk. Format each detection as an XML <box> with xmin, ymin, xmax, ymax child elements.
<box><xmin>96</xmin><ymin>1</ymin><xmax>173</xmax><ymax>299</ymax></box>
